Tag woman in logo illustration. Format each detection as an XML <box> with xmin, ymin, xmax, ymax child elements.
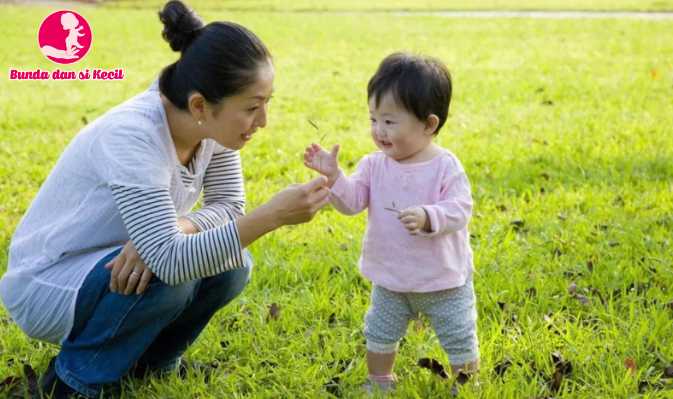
<box><xmin>62</xmin><ymin>12</ymin><xmax>85</xmax><ymax>55</ymax></box>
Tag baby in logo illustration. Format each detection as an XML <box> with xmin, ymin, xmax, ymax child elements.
<box><xmin>40</xmin><ymin>12</ymin><xmax>85</xmax><ymax>60</ymax></box>
<box><xmin>62</xmin><ymin>12</ymin><xmax>85</xmax><ymax>55</ymax></box>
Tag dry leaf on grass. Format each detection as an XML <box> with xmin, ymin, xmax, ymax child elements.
<box><xmin>267</xmin><ymin>303</ymin><xmax>281</xmax><ymax>322</ymax></box>
<box><xmin>417</xmin><ymin>358</ymin><xmax>449</xmax><ymax>379</ymax></box>
<box><xmin>23</xmin><ymin>365</ymin><xmax>38</xmax><ymax>397</ymax></box>
<box><xmin>624</xmin><ymin>358</ymin><xmax>637</xmax><ymax>375</ymax></box>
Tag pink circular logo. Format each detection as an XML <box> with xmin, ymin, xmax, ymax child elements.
<box><xmin>37</xmin><ymin>10</ymin><xmax>93</xmax><ymax>65</ymax></box>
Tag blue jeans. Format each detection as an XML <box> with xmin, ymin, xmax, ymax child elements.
<box><xmin>55</xmin><ymin>248</ymin><xmax>253</xmax><ymax>397</ymax></box>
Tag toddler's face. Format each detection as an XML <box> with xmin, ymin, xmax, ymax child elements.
<box><xmin>368</xmin><ymin>93</ymin><xmax>434</xmax><ymax>163</ymax></box>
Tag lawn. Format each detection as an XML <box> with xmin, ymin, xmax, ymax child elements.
<box><xmin>103</xmin><ymin>0</ymin><xmax>673</xmax><ymax>12</ymax></box>
<box><xmin>1</xmin><ymin>3</ymin><xmax>673</xmax><ymax>398</ymax></box>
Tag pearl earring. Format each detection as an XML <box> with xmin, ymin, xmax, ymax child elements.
<box><xmin>198</xmin><ymin>120</ymin><xmax>202</xmax><ymax>126</ymax></box>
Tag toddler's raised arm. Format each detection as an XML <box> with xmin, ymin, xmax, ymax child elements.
<box><xmin>328</xmin><ymin>155</ymin><xmax>372</xmax><ymax>215</ymax></box>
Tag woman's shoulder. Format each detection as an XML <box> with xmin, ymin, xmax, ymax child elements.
<box><xmin>103</xmin><ymin>84</ymin><xmax>164</xmax><ymax>133</ymax></box>
<box><xmin>92</xmin><ymin>83</ymin><xmax>169</xmax><ymax>149</ymax></box>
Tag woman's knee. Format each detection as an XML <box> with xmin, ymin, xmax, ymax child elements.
<box><xmin>195</xmin><ymin>250</ymin><xmax>253</xmax><ymax>308</ymax></box>
<box><xmin>148</xmin><ymin>279</ymin><xmax>199</xmax><ymax>314</ymax></box>
<box><xmin>222</xmin><ymin>254</ymin><xmax>253</xmax><ymax>297</ymax></box>
<box><xmin>225</xmin><ymin>249</ymin><xmax>253</xmax><ymax>292</ymax></box>
<box><xmin>242</xmin><ymin>249</ymin><xmax>254</xmax><ymax>276</ymax></box>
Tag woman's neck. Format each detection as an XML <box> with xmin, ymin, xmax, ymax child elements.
<box><xmin>160</xmin><ymin>94</ymin><xmax>203</xmax><ymax>165</ymax></box>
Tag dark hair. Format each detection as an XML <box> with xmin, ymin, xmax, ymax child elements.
<box><xmin>158</xmin><ymin>1</ymin><xmax>272</xmax><ymax>111</ymax></box>
<box><xmin>367</xmin><ymin>52</ymin><xmax>452</xmax><ymax>135</ymax></box>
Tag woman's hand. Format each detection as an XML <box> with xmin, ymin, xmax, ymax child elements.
<box><xmin>267</xmin><ymin>175</ymin><xmax>331</xmax><ymax>227</ymax></box>
<box><xmin>398</xmin><ymin>206</ymin><xmax>431</xmax><ymax>235</ymax></box>
<box><xmin>105</xmin><ymin>240</ymin><xmax>154</xmax><ymax>295</ymax></box>
<box><xmin>236</xmin><ymin>176</ymin><xmax>331</xmax><ymax>249</ymax></box>
<box><xmin>303</xmin><ymin>143</ymin><xmax>340</xmax><ymax>187</ymax></box>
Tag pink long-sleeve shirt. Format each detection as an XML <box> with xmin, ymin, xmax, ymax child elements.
<box><xmin>329</xmin><ymin>149</ymin><xmax>474</xmax><ymax>293</ymax></box>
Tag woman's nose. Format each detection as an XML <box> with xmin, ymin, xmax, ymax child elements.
<box><xmin>256</xmin><ymin>107</ymin><xmax>268</xmax><ymax>129</ymax></box>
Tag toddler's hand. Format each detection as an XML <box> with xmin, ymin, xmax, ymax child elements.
<box><xmin>398</xmin><ymin>206</ymin><xmax>430</xmax><ymax>235</ymax></box>
<box><xmin>303</xmin><ymin>142</ymin><xmax>340</xmax><ymax>187</ymax></box>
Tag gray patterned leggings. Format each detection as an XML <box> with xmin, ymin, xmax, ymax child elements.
<box><xmin>364</xmin><ymin>276</ymin><xmax>479</xmax><ymax>366</ymax></box>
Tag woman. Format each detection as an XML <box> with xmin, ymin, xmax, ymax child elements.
<box><xmin>0</xmin><ymin>1</ymin><xmax>329</xmax><ymax>397</ymax></box>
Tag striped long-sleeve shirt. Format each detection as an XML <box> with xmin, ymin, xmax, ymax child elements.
<box><xmin>183</xmin><ymin>148</ymin><xmax>246</xmax><ymax>231</ymax></box>
<box><xmin>110</xmin><ymin>147</ymin><xmax>247</xmax><ymax>285</ymax></box>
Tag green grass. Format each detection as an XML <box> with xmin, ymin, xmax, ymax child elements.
<box><xmin>2</xmin><ymin>4</ymin><xmax>673</xmax><ymax>398</ymax></box>
<box><xmin>103</xmin><ymin>0</ymin><xmax>673</xmax><ymax>12</ymax></box>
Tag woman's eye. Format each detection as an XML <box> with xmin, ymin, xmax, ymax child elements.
<box><xmin>248</xmin><ymin>107</ymin><xmax>259</xmax><ymax>112</ymax></box>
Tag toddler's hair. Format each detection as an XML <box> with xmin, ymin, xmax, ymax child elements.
<box><xmin>368</xmin><ymin>52</ymin><xmax>452</xmax><ymax>135</ymax></box>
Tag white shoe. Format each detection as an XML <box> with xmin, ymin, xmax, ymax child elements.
<box><xmin>362</xmin><ymin>379</ymin><xmax>396</xmax><ymax>395</ymax></box>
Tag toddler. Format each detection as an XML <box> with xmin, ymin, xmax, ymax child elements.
<box><xmin>303</xmin><ymin>52</ymin><xmax>479</xmax><ymax>395</ymax></box>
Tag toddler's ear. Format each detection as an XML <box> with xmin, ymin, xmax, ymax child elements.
<box><xmin>424</xmin><ymin>114</ymin><xmax>440</xmax><ymax>135</ymax></box>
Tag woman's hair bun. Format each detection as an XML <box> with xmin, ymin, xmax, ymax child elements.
<box><xmin>158</xmin><ymin>1</ymin><xmax>205</xmax><ymax>53</ymax></box>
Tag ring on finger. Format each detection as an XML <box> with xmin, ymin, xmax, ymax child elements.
<box><xmin>131</xmin><ymin>271</ymin><xmax>140</xmax><ymax>276</ymax></box>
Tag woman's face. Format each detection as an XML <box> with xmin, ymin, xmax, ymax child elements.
<box><xmin>206</xmin><ymin>61</ymin><xmax>275</xmax><ymax>150</ymax></box>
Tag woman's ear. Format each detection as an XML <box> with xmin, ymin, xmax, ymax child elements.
<box><xmin>188</xmin><ymin>93</ymin><xmax>207</xmax><ymax>122</ymax></box>
<box><xmin>424</xmin><ymin>114</ymin><xmax>440</xmax><ymax>135</ymax></box>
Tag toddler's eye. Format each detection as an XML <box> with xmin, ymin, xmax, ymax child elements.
<box><xmin>385</xmin><ymin>120</ymin><xmax>393</xmax><ymax>125</ymax></box>
<box><xmin>370</xmin><ymin>118</ymin><xmax>376</xmax><ymax>123</ymax></box>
